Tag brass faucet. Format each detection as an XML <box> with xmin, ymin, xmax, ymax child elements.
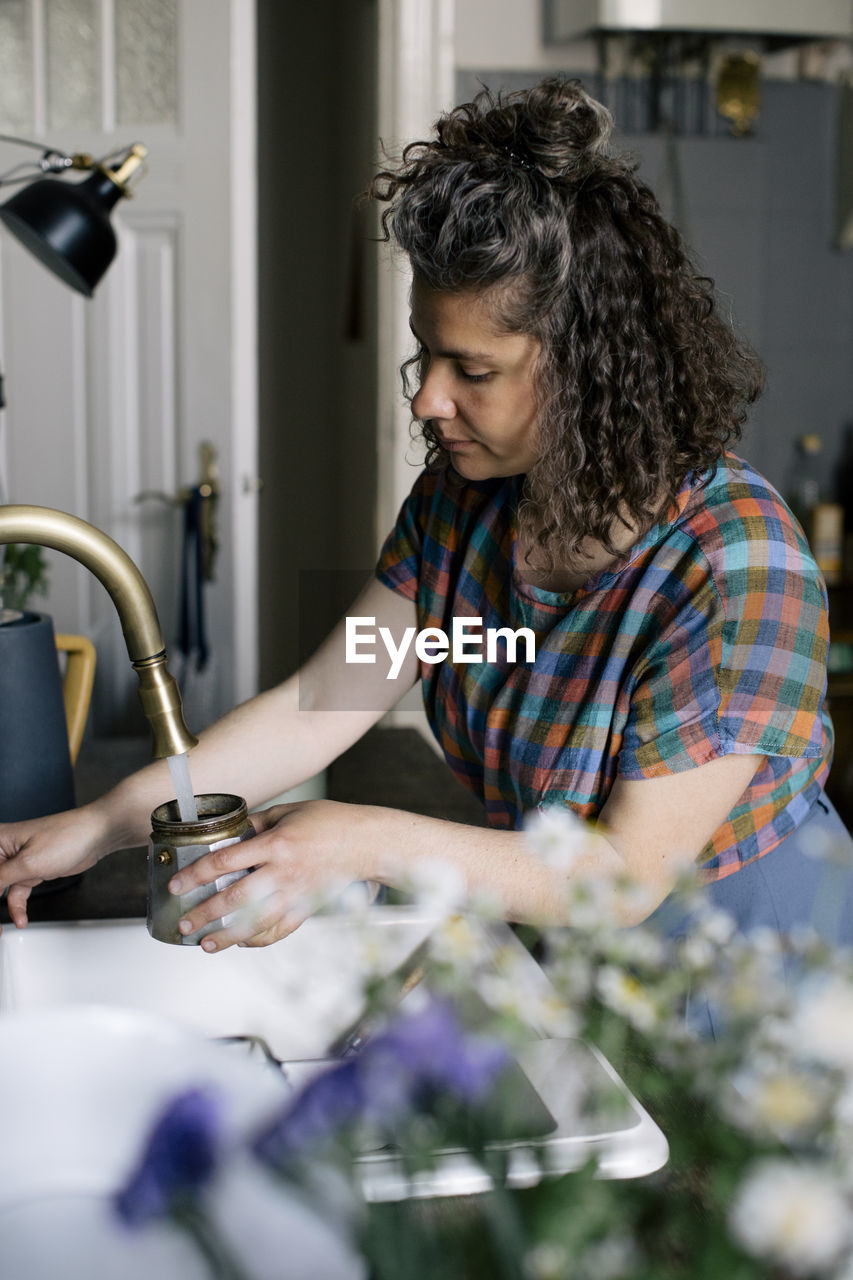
<box><xmin>0</xmin><ymin>504</ymin><xmax>198</xmax><ymax>758</ymax></box>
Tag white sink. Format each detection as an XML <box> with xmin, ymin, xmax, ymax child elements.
<box><xmin>0</xmin><ymin>1005</ymin><xmax>363</xmax><ymax>1280</ymax></box>
<box><xmin>0</xmin><ymin>907</ymin><xmax>668</xmax><ymax>1197</ymax></box>
<box><xmin>0</xmin><ymin>908</ymin><xmax>435</xmax><ymax>1061</ymax></box>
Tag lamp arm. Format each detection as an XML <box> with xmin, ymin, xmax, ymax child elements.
<box><xmin>0</xmin><ymin>132</ymin><xmax>64</xmax><ymax>154</ymax></box>
<box><xmin>0</xmin><ymin>135</ymin><xmax>95</xmax><ymax>187</ymax></box>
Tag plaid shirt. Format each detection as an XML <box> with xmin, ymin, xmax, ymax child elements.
<box><xmin>375</xmin><ymin>454</ymin><xmax>832</xmax><ymax>880</ymax></box>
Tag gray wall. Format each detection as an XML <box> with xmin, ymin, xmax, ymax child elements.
<box><xmin>457</xmin><ymin>69</ymin><xmax>853</xmax><ymax>503</ymax></box>
<box><xmin>749</xmin><ymin>79</ymin><xmax>853</xmax><ymax>501</ymax></box>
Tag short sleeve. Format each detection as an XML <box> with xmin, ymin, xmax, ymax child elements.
<box><xmin>375</xmin><ymin>470</ymin><xmax>433</xmax><ymax>602</ymax></box>
<box><xmin>618</xmin><ymin>506</ymin><xmax>830</xmax><ymax>780</ymax></box>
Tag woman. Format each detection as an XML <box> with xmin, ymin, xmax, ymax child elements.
<box><xmin>1</xmin><ymin>78</ymin><xmax>849</xmax><ymax>953</ymax></box>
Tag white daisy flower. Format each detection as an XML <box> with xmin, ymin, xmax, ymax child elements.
<box><xmin>524</xmin><ymin>804</ymin><xmax>589</xmax><ymax>873</ymax></box>
<box><xmin>694</xmin><ymin>906</ymin><xmax>737</xmax><ymax>947</ymax></box>
<box><xmin>547</xmin><ymin>953</ymin><xmax>594</xmax><ymax>1003</ymax></box>
<box><xmin>715</xmin><ymin>949</ymin><xmax>789</xmax><ymax>1021</ymax></box>
<box><xmin>788</xmin><ymin>974</ymin><xmax>853</xmax><ymax>1072</ymax></box>
<box><xmin>800</xmin><ymin>825</ymin><xmax>851</xmax><ymax>863</ymax></box>
<box><xmin>729</xmin><ymin>1159</ymin><xmax>851</xmax><ymax>1275</ymax></box>
<box><xmin>726</xmin><ymin>1064</ymin><xmax>827</xmax><ymax>1140</ymax></box>
<box><xmin>596</xmin><ymin>964</ymin><xmax>659</xmax><ymax>1032</ymax></box>
<box><xmin>576</xmin><ymin>1235</ymin><xmax>638</xmax><ymax>1280</ymax></box>
<box><xmin>524</xmin><ymin>1241</ymin><xmax>569</xmax><ymax>1280</ymax></box>
<box><xmin>836</xmin><ymin>1081</ymin><xmax>853</xmax><ymax>1131</ymax></box>
<box><xmin>400</xmin><ymin>856</ymin><xmax>468</xmax><ymax>916</ymax></box>
<box><xmin>679</xmin><ymin>934</ymin><xmax>717</xmax><ymax>973</ymax></box>
<box><xmin>609</xmin><ymin>927</ymin><xmax>667</xmax><ymax>971</ymax></box>
<box><xmin>479</xmin><ymin>970</ymin><xmax>579</xmax><ymax>1038</ymax></box>
<box><xmin>430</xmin><ymin>912</ymin><xmax>490</xmax><ymax>967</ymax></box>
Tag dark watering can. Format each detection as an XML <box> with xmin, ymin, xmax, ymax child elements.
<box><xmin>0</xmin><ymin>611</ymin><xmax>95</xmax><ymax>823</ymax></box>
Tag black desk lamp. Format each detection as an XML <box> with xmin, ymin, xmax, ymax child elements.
<box><xmin>0</xmin><ymin>132</ymin><xmax>147</xmax><ymax>583</ymax></box>
<box><xmin>0</xmin><ymin>136</ymin><xmax>147</xmax><ymax>296</ymax></box>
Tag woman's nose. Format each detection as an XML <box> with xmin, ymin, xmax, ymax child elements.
<box><xmin>411</xmin><ymin>364</ymin><xmax>456</xmax><ymax>422</ymax></box>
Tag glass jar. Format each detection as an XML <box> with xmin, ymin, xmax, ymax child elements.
<box><xmin>148</xmin><ymin>793</ymin><xmax>254</xmax><ymax>945</ymax></box>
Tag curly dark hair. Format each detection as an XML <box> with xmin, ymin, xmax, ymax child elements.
<box><xmin>370</xmin><ymin>77</ymin><xmax>765</xmax><ymax>563</ymax></box>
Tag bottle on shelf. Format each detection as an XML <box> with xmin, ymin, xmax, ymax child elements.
<box><xmin>834</xmin><ymin>424</ymin><xmax>853</xmax><ymax>585</ymax></box>
<box><xmin>788</xmin><ymin>434</ymin><xmax>844</xmax><ymax>587</ymax></box>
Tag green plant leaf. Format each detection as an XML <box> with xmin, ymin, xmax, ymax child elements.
<box><xmin>0</xmin><ymin>543</ymin><xmax>49</xmax><ymax>611</ymax></box>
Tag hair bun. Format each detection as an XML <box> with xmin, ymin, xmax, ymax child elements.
<box><xmin>434</xmin><ymin>77</ymin><xmax>614</xmax><ymax>181</ymax></box>
<box><xmin>511</xmin><ymin>78</ymin><xmax>613</xmax><ymax>177</ymax></box>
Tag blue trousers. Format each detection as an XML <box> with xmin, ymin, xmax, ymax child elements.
<box><xmin>649</xmin><ymin>791</ymin><xmax>853</xmax><ymax>943</ymax></box>
<box><xmin>645</xmin><ymin>791</ymin><xmax>853</xmax><ymax>1036</ymax></box>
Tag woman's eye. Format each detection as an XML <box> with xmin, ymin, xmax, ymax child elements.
<box><xmin>460</xmin><ymin>369</ymin><xmax>491</xmax><ymax>383</ymax></box>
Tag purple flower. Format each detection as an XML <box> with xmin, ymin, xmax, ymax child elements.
<box><xmin>115</xmin><ymin>1087</ymin><xmax>223</xmax><ymax>1226</ymax></box>
<box><xmin>254</xmin><ymin>998</ymin><xmax>509</xmax><ymax>1168</ymax></box>
<box><xmin>377</xmin><ymin>999</ymin><xmax>509</xmax><ymax>1102</ymax></box>
<box><xmin>253</xmin><ymin>1059</ymin><xmax>367</xmax><ymax>1164</ymax></box>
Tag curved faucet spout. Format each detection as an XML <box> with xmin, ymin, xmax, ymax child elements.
<box><xmin>0</xmin><ymin>503</ymin><xmax>198</xmax><ymax>758</ymax></box>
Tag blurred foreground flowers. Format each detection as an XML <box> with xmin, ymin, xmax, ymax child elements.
<box><xmin>116</xmin><ymin>806</ymin><xmax>853</xmax><ymax>1280</ymax></box>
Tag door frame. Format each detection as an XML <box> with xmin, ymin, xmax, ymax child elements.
<box><xmin>229</xmin><ymin>0</ymin><xmax>259</xmax><ymax>704</ymax></box>
<box><xmin>375</xmin><ymin>0</ymin><xmax>455</xmax><ymax>543</ymax></box>
<box><xmin>375</xmin><ymin>0</ymin><xmax>454</xmax><ymax>737</ymax></box>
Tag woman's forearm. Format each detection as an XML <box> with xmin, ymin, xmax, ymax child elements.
<box><xmin>149</xmin><ymin>795</ymin><xmax>678</xmax><ymax>949</ymax></box>
<box><xmin>95</xmin><ymin>677</ymin><xmax>385</xmax><ymax>852</ymax></box>
<box><xmin>93</xmin><ymin>576</ymin><xmax>422</xmax><ymax>855</ymax></box>
<box><xmin>355</xmin><ymin>804</ymin><xmax>669</xmax><ymax>927</ymax></box>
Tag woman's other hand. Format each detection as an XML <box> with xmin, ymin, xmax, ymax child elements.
<box><xmin>0</xmin><ymin>805</ymin><xmax>113</xmax><ymax>930</ymax></box>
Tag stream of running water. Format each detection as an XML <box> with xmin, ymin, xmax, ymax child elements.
<box><xmin>167</xmin><ymin>751</ymin><xmax>198</xmax><ymax>822</ymax></box>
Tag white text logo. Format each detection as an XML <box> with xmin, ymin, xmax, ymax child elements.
<box><xmin>345</xmin><ymin>616</ymin><xmax>536</xmax><ymax>678</ymax></box>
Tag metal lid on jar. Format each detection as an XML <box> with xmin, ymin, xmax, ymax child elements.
<box><xmin>150</xmin><ymin>792</ymin><xmax>248</xmax><ymax>839</ymax></box>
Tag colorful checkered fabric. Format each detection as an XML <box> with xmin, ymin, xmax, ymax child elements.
<box><xmin>375</xmin><ymin>454</ymin><xmax>833</xmax><ymax>880</ymax></box>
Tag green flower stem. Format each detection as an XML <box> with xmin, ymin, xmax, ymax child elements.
<box><xmin>480</xmin><ymin>1179</ymin><xmax>531</xmax><ymax>1280</ymax></box>
<box><xmin>171</xmin><ymin>1197</ymin><xmax>254</xmax><ymax>1280</ymax></box>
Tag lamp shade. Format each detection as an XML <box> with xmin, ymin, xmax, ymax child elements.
<box><xmin>0</xmin><ymin>169</ymin><xmax>123</xmax><ymax>297</ymax></box>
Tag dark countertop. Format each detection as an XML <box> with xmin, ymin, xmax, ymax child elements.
<box><xmin>0</xmin><ymin>727</ymin><xmax>487</xmax><ymax>926</ymax></box>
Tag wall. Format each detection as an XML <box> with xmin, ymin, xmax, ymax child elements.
<box><xmin>749</xmin><ymin>79</ymin><xmax>853</xmax><ymax>499</ymax></box>
<box><xmin>455</xmin><ymin>0</ymin><xmax>595</xmax><ymax>72</ymax></box>
<box><xmin>454</xmin><ymin>59</ymin><xmax>853</xmax><ymax>502</ymax></box>
<box><xmin>455</xmin><ymin>0</ymin><xmax>853</xmax><ymax>80</ymax></box>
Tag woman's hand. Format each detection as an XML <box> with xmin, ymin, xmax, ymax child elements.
<box><xmin>167</xmin><ymin>799</ymin><xmax>375</xmax><ymax>952</ymax></box>
<box><xmin>0</xmin><ymin>805</ymin><xmax>113</xmax><ymax>930</ymax></box>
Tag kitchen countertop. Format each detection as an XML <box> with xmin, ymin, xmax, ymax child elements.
<box><xmin>0</xmin><ymin>727</ymin><xmax>487</xmax><ymax>926</ymax></box>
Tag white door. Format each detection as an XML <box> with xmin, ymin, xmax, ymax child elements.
<box><xmin>0</xmin><ymin>0</ymin><xmax>258</xmax><ymax>735</ymax></box>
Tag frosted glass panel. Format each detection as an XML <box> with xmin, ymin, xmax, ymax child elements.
<box><xmin>116</xmin><ymin>0</ymin><xmax>178</xmax><ymax>126</ymax></box>
<box><xmin>0</xmin><ymin>1</ymin><xmax>34</xmax><ymax>131</ymax></box>
<box><xmin>46</xmin><ymin>0</ymin><xmax>101</xmax><ymax>130</ymax></box>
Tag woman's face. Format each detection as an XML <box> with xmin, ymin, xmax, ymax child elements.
<box><xmin>409</xmin><ymin>278</ymin><xmax>541</xmax><ymax>480</ymax></box>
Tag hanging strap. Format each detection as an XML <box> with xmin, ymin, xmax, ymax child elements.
<box><xmin>177</xmin><ymin>484</ymin><xmax>209</xmax><ymax>670</ymax></box>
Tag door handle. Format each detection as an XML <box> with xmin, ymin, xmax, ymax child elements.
<box><xmin>135</xmin><ymin>441</ymin><xmax>220</xmax><ymax>581</ymax></box>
